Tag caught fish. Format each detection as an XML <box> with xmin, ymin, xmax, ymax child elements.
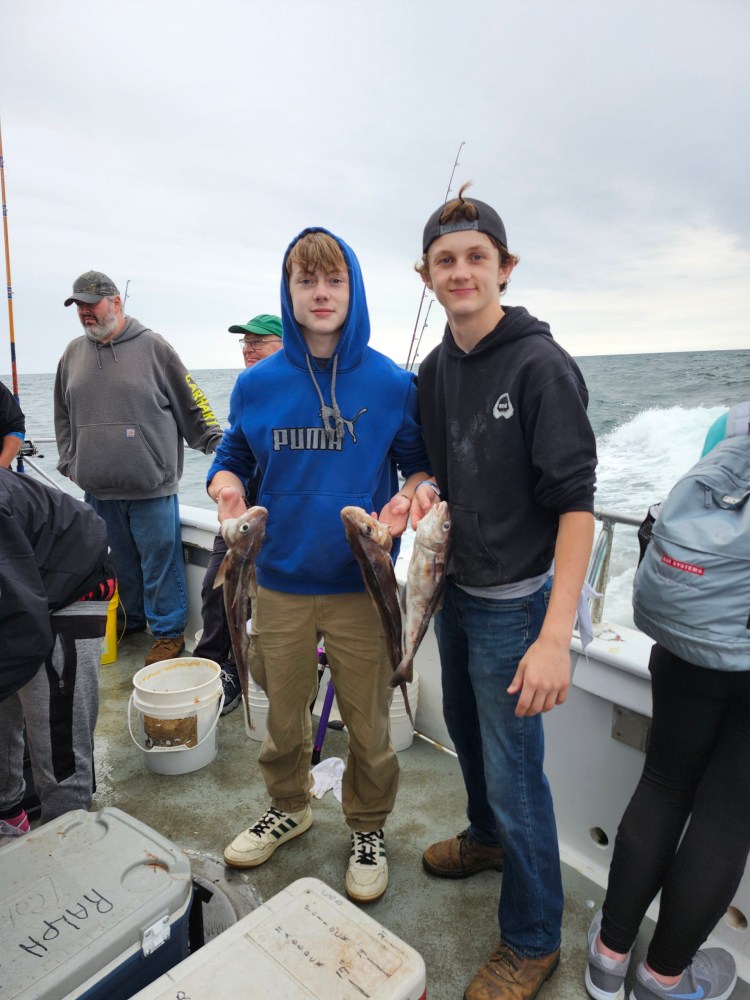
<box><xmin>341</xmin><ymin>505</ymin><xmax>413</xmax><ymax>723</ymax></box>
<box><xmin>391</xmin><ymin>500</ymin><xmax>451</xmax><ymax>688</ymax></box>
<box><xmin>214</xmin><ymin>505</ymin><xmax>268</xmax><ymax>727</ymax></box>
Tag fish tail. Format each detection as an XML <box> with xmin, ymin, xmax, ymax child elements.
<box><xmin>400</xmin><ymin>681</ymin><xmax>414</xmax><ymax>726</ymax></box>
<box><xmin>390</xmin><ymin>656</ymin><xmax>414</xmax><ymax>688</ymax></box>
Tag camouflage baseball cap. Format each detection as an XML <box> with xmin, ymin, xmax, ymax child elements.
<box><xmin>64</xmin><ymin>270</ymin><xmax>120</xmax><ymax>307</ymax></box>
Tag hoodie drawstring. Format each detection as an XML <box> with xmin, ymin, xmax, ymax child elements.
<box><xmin>93</xmin><ymin>340</ymin><xmax>118</xmax><ymax>368</ymax></box>
<box><xmin>305</xmin><ymin>353</ymin><xmax>344</xmax><ymax>444</ymax></box>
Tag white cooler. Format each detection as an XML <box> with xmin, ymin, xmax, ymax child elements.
<box><xmin>0</xmin><ymin>806</ymin><xmax>192</xmax><ymax>1000</ymax></box>
<box><xmin>132</xmin><ymin>876</ymin><xmax>426</xmax><ymax>1000</ymax></box>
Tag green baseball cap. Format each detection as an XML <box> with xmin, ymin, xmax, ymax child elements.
<box><xmin>64</xmin><ymin>270</ymin><xmax>120</xmax><ymax>306</ymax></box>
<box><xmin>228</xmin><ymin>314</ymin><xmax>282</xmax><ymax>337</ymax></box>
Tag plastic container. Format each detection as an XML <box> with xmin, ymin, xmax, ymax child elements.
<box><xmin>130</xmin><ymin>877</ymin><xmax>426</xmax><ymax>1000</ymax></box>
<box><xmin>244</xmin><ymin>681</ymin><xmax>269</xmax><ymax>743</ymax></box>
<box><xmin>100</xmin><ymin>591</ymin><xmax>119</xmax><ymax>665</ymax></box>
<box><xmin>390</xmin><ymin>672</ymin><xmax>419</xmax><ymax>751</ymax></box>
<box><xmin>1</xmin><ymin>807</ymin><xmax>193</xmax><ymax>1000</ymax></box>
<box><xmin>128</xmin><ymin>657</ymin><xmax>224</xmax><ymax>775</ymax></box>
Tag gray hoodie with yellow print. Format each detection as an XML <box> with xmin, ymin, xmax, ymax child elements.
<box><xmin>54</xmin><ymin>318</ymin><xmax>222</xmax><ymax>500</ymax></box>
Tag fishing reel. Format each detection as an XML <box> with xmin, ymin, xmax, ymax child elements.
<box><xmin>19</xmin><ymin>438</ymin><xmax>42</xmax><ymax>458</ymax></box>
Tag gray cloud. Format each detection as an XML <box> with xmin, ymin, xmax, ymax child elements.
<box><xmin>1</xmin><ymin>0</ymin><xmax>748</xmax><ymax>375</ymax></box>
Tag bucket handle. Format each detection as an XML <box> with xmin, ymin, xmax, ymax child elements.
<box><xmin>127</xmin><ymin>691</ymin><xmax>225</xmax><ymax>754</ymax></box>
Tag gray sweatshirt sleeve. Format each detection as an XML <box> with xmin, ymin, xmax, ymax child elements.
<box><xmin>53</xmin><ymin>359</ymin><xmax>73</xmax><ymax>479</ymax></box>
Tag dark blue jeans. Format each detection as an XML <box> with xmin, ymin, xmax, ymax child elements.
<box><xmin>85</xmin><ymin>494</ymin><xmax>187</xmax><ymax>638</ymax></box>
<box><xmin>434</xmin><ymin>578</ymin><xmax>563</xmax><ymax>957</ymax></box>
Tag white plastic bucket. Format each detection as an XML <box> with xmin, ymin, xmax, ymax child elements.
<box><xmin>390</xmin><ymin>672</ymin><xmax>419</xmax><ymax>752</ymax></box>
<box><xmin>128</xmin><ymin>657</ymin><xmax>224</xmax><ymax>775</ymax></box>
<box><xmin>244</xmin><ymin>682</ymin><xmax>269</xmax><ymax>743</ymax></box>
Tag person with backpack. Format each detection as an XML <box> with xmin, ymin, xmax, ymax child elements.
<box><xmin>584</xmin><ymin>403</ymin><xmax>749</xmax><ymax>1000</ymax></box>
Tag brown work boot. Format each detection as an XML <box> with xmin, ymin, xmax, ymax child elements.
<box><xmin>144</xmin><ymin>636</ymin><xmax>185</xmax><ymax>665</ymax></box>
<box><xmin>423</xmin><ymin>830</ymin><xmax>504</xmax><ymax>879</ymax></box>
<box><xmin>464</xmin><ymin>943</ymin><xmax>559</xmax><ymax>1000</ymax></box>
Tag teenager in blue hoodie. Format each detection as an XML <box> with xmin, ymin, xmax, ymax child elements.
<box><xmin>207</xmin><ymin>228</ymin><xmax>431</xmax><ymax>903</ymax></box>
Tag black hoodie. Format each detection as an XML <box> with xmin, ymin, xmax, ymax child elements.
<box><xmin>417</xmin><ymin>305</ymin><xmax>597</xmax><ymax>587</ymax></box>
<box><xmin>0</xmin><ymin>469</ymin><xmax>109</xmax><ymax>700</ymax></box>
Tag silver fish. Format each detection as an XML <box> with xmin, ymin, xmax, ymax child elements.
<box><xmin>391</xmin><ymin>500</ymin><xmax>451</xmax><ymax>687</ymax></box>
<box><xmin>214</xmin><ymin>505</ymin><xmax>268</xmax><ymax>727</ymax></box>
<box><xmin>341</xmin><ymin>505</ymin><xmax>413</xmax><ymax>723</ymax></box>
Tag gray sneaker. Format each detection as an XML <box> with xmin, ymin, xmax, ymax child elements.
<box><xmin>630</xmin><ymin>949</ymin><xmax>737</xmax><ymax>1000</ymax></box>
<box><xmin>585</xmin><ymin>909</ymin><xmax>630</xmax><ymax>1000</ymax></box>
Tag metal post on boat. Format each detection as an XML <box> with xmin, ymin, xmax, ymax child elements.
<box><xmin>587</xmin><ymin>513</ymin><xmax>616</xmax><ymax>625</ymax></box>
<box><xmin>0</xmin><ymin>118</ymin><xmax>25</xmax><ymax>473</ymax></box>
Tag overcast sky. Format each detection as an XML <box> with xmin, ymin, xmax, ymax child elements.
<box><xmin>1</xmin><ymin>0</ymin><xmax>748</xmax><ymax>376</ymax></box>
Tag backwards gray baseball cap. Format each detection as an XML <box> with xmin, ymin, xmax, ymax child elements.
<box><xmin>64</xmin><ymin>270</ymin><xmax>120</xmax><ymax>307</ymax></box>
<box><xmin>422</xmin><ymin>197</ymin><xmax>507</xmax><ymax>253</ymax></box>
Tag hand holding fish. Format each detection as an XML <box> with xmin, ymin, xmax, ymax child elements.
<box><xmin>210</xmin><ymin>473</ymin><xmax>247</xmax><ymax>520</ymax></box>
<box><xmin>410</xmin><ymin>479</ymin><xmax>442</xmax><ymax>529</ymax></box>
<box><xmin>374</xmin><ymin>492</ymin><xmax>412</xmax><ymax>537</ymax></box>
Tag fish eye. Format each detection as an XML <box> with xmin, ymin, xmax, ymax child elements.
<box><xmin>442</xmin><ymin>521</ymin><xmax>450</xmax><ymax>532</ymax></box>
<box><xmin>364</xmin><ymin>525</ymin><xmax>373</xmax><ymax>536</ymax></box>
<box><xmin>239</xmin><ymin>523</ymin><xmax>250</xmax><ymax>533</ymax></box>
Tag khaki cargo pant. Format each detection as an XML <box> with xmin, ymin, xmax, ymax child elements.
<box><xmin>248</xmin><ymin>587</ymin><xmax>399</xmax><ymax>831</ymax></box>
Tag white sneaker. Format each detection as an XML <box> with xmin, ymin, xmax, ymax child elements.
<box><xmin>223</xmin><ymin>805</ymin><xmax>312</xmax><ymax>869</ymax></box>
<box><xmin>345</xmin><ymin>829</ymin><xmax>388</xmax><ymax>903</ymax></box>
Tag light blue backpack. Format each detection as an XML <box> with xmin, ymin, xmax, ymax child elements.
<box><xmin>632</xmin><ymin>409</ymin><xmax>750</xmax><ymax>672</ymax></box>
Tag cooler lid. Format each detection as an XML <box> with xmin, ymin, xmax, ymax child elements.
<box><xmin>0</xmin><ymin>807</ymin><xmax>192</xmax><ymax>1000</ymax></box>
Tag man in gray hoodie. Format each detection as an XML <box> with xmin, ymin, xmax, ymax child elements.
<box><xmin>55</xmin><ymin>271</ymin><xmax>222</xmax><ymax>665</ymax></box>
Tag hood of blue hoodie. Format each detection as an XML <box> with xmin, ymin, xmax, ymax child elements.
<box><xmin>280</xmin><ymin>227</ymin><xmax>370</xmax><ymax>372</ymax></box>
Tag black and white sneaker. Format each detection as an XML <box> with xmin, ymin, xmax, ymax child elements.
<box><xmin>220</xmin><ymin>666</ymin><xmax>242</xmax><ymax>716</ymax></box>
<box><xmin>345</xmin><ymin>829</ymin><xmax>388</xmax><ymax>903</ymax></box>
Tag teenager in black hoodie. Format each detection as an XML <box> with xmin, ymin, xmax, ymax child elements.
<box><xmin>413</xmin><ymin>185</ymin><xmax>597</xmax><ymax>1000</ymax></box>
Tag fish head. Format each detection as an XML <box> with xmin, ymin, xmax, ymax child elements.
<box><xmin>220</xmin><ymin>505</ymin><xmax>268</xmax><ymax>553</ymax></box>
<box><xmin>340</xmin><ymin>505</ymin><xmax>393</xmax><ymax>553</ymax></box>
<box><xmin>415</xmin><ymin>500</ymin><xmax>451</xmax><ymax>552</ymax></box>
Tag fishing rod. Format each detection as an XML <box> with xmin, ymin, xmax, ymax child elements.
<box><xmin>0</xmin><ymin>118</ymin><xmax>28</xmax><ymax>472</ymax></box>
<box><xmin>405</xmin><ymin>140</ymin><xmax>465</xmax><ymax>371</ymax></box>
<box><xmin>408</xmin><ymin>299</ymin><xmax>433</xmax><ymax>370</ymax></box>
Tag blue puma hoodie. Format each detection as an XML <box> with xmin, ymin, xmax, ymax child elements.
<box><xmin>208</xmin><ymin>227</ymin><xmax>430</xmax><ymax>594</ymax></box>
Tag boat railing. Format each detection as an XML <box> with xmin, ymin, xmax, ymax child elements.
<box><xmin>22</xmin><ymin>443</ymin><xmax>640</xmax><ymax>630</ymax></box>
<box><xmin>588</xmin><ymin>507</ymin><xmax>643</xmax><ymax>625</ymax></box>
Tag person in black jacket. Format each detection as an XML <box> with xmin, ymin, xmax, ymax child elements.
<box><xmin>0</xmin><ymin>379</ymin><xmax>25</xmax><ymax>469</ymax></box>
<box><xmin>0</xmin><ymin>469</ymin><xmax>115</xmax><ymax>841</ymax></box>
<box><xmin>412</xmin><ymin>185</ymin><xmax>597</xmax><ymax>1000</ymax></box>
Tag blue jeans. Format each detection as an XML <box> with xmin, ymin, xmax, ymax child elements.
<box><xmin>434</xmin><ymin>578</ymin><xmax>562</xmax><ymax>957</ymax></box>
<box><xmin>85</xmin><ymin>494</ymin><xmax>187</xmax><ymax>638</ymax></box>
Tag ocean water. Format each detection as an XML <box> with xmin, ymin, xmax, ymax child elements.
<box><xmin>4</xmin><ymin>348</ymin><xmax>749</xmax><ymax>625</ymax></box>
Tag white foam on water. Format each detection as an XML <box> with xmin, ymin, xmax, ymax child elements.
<box><xmin>594</xmin><ymin>404</ymin><xmax>726</xmax><ymax>624</ymax></box>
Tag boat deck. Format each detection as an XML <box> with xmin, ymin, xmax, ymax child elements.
<box><xmin>85</xmin><ymin>632</ymin><xmax>749</xmax><ymax>1000</ymax></box>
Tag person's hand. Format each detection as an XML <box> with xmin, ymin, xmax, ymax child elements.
<box><xmin>374</xmin><ymin>492</ymin><xmax>411</xmax><ymax>537</ymax></box>
<box><xmin>507</xmin><ymin>635</ymin><xmax>571</xmax><ymax>717</ymax></box>
<box><xmin>216</xmin><ymin>485</ymin><xmax>247</xmax><ymax>522</ymax></box>
<box><xmin>410</xmin><ymin>481</ymin><xmax>441</xmax><ymax>529</ymax></box>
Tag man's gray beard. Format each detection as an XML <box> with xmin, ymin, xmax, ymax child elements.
<box><xmin>83</xmin><ymin>311</ymin><xmax>119</xmax><ymax>342</ymax></box>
